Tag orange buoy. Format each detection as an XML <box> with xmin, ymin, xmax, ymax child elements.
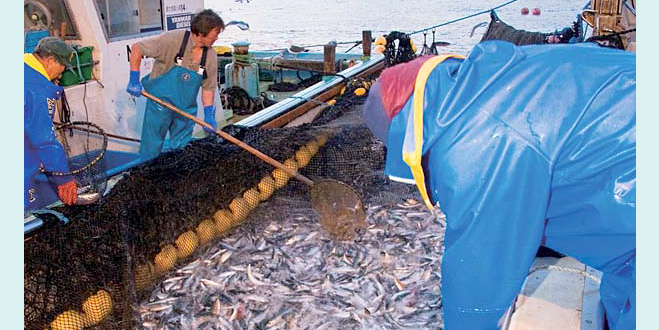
<box><xmin>51</xmin><ymin>310</ymin><xmax>85</xmax><ymax>330</ymax></box>
<box><xmin>196</xmin><ymin>219</ymin><xmax>217</xmax><ymax>245</ymax></box>
<box><xmin>175</xmin><ymin>230</ymin><xmax>199</xmax><ymax>259</ymax></box>
<box><xmin>295</xmin><ymin>146</ymin><xmax>312</xmax><ymax>167</ymax></box>
<box><xmin>154</xmin><ymin>245</ymin><xmax>178</xmax><ymax>274</ymax></box>
<box><xmin>81</xmin><ymin>290</ymin><xmax>113</xmax><ymax>326</ymax></box>
<box><xmin>213</xmin><ymin>209</ymin><xmax>233</xmax><ymax>234</ymax></box>
<box><xmin>354</xmin><ymin>87</ymin><xmax>367</xmax><ymax>96</ymax></box>
<box><xmin>272</xmin><ymin>168</ymin><xmax>291</xmax><ymax>188</ymax></box>
<box><xmin>243</xmin><ymin>188</ymin><xmax>261</xmax><ymax>208</ymax></box>
<box><xmin>229</xmin><ymin>197</ymin><xmax>251</xmax><ymax>223</ymax></box>
<box><xmin>257</xmin><ymin>175</ymin><xmax>276</xmax><ymax>200</ymax></box>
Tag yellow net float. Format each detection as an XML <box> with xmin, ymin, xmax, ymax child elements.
<box><xmin>243</xmin><ymin>188</ymin><xmax>261</xmax><ymax>208</ymax></box>
<box><xmin>284</xmin><ymin>158</ymin><xmax>298</xmax><ymax>173</ymax></box>
<box><xmin>229</xmin><ymin>197</ymin><xmax>251</xmax><ymax>224</ymax></box>
<box><xmin>327</xmin><ymin>99</ymin><xmax>337</xmax><ymax>106</ymax></box>
<box><xmin>133</xmin><ymin>262</ymin><xmax>155</xmax><ymax>291</ymax></box>
<box><xmin>410</xmin><ymin>39</ymin><xmax>417</xmax><ymax>53</ymax></box>
<box><xmin>81</xmin><ymin>290</ymin><xmax>113</xmax><ymax>326</ymax></box>
<box><xmin>50</xmin><ymin>310</ymin><xmax>85</xmax><ymax>330</ymax></box>
<box><xmin>375</xmin><ymin>35</ymin><xmax>387</xmax><ymax>46</ymax></box>
<box><xmin>375</xmin><ymin>44</ymin><xmax>385</xmax><ymax>54</ymax></box>
<box><xmin>154</xmin><ymin>244</ymin><xmax>178</xmax><ymax>275</ymax></box>
<box><xmin>213</xmin><ymin>209</ymin><xmax>233</xmax><ymax>234</ymax></box>
<box><xmin>257</xmin><ymin>175</ymin><xmax>276</xmax><ymax>201</ymax></box>
<box><xmin>272</xmin><ymin>168</ymin><xmax>291</xmax><ymax>188</ymax></box>
<box><xmin>340</xmin><ymin>86</ymin><xmax>346</xmax><ymax>95</ymax></box>
<box><xmin>354</xmin><ymin>87</ymin><xmax>367</xmax><ymax>96</ymax></box>
<box><xmin>175</xmin><ymin>230</ymin><xmax>199</xmax><ymax>259</ymax></box>
<box><xmin>316</xmin><ymin>134</ymin><xmax>329</xmax><ymax>146</ymax></box>
<box><xmin>295</xmin><ymin>146</ymin><xmax>312</xmax><ymax>167</ymax></box>
<box><xmin>195</xmin><ymin>219</ymin><xmax>216</xmax><ymax>246</ymax></box>
<box><xmin>305</xmin><ymin>141</ymin><xmax>319</xmax><ymax>156</ymax></box>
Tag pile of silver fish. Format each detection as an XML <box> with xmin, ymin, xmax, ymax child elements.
<box><xmin>138</xmin><ymin>199</ymin><xmax>447</xmax><ymax>330</ymax></box>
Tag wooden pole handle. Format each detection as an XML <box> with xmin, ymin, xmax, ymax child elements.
<box><xmin>141</xmin><ymin>91</ymin><xmax>314</xmax><ymax>186</ymax></box>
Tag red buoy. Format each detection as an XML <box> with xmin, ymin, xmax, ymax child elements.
<box><xmin>521</xmin><ymin>7</ymin><xmax>529</xmax><ymax>15</ymax></box>
<box><xmin>532</xmin><ymin>8</ymin><xmax>541</xmax><ymax>15</ymax></box>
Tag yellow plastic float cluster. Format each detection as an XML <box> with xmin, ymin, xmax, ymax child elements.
<box><xmin>373</xmin><ymin>35</ymin><xmax>416</xmax><ymax>53</ymax></box>
<box><xmin>328</xmin><ymin>78</ymin><xmax>376</xmax><ymax>105</ymax></box>
<box><xmin>375</xmin><ymin>35</ymin><xmax>387</xmax><ymax>54</ymax></box>
<box><xmin>51</xmin><ymin>135</ymin><xmax>331</xmax><ymax>330</ymax></box>
<box><xmin>135</xmin><ymin>134</ymin><xmax>330</xmax><ymax>293</ymax></box>
<box><xmin>49</xmin><ymin>290</ymin><xmax>113</xmax><ymax>330</ymax></box>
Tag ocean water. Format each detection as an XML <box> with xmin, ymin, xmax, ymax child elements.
<box><xmin>207</xmin><ymin>0</ymin><xmax>588</xmax><ymax>55</ymax></box>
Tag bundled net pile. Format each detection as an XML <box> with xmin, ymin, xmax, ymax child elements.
<box><xmin>24</xmin><ymin>73</ymin><xmax>445</xmax><ymax>330</ymax></box>
<box><xmin>480</xmin><ymin>11</ymin><xmax>550</xmax><ymax>45</ymax></box>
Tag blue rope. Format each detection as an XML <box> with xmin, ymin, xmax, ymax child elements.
<box><xmin>408</xmin><ymin>0</ymin><xmax>521</xmax><ymax>35</ymax></box>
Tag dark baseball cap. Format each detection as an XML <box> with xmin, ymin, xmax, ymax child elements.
<box><xmin>35</xmin><ymin>37</ymin><xmax>74</xmax><ymax>68</ymax></box>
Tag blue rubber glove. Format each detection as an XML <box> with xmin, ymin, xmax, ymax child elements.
<box><xmin>203</xmin><ymin>105</ymin><xmax>217</xmax><ymax>134</ymax></box>
<box><xmin>126</xmin><ymin>70</ymin><xmax>142</xmax><ymax>97</ymax></box>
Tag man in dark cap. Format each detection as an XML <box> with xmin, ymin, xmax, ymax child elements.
<box><xmin>25</xmin><ymin>37</ymin><xmax>78</xmax><ymax>210</ymax></box>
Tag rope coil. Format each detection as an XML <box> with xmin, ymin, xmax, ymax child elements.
<box><xmin>528</xmin><ymin>264</ymin><xmax>601</xmax><ymax>284</ymax></box>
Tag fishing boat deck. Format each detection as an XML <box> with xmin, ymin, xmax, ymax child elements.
<box><xmin>508</xmin><ymin>257</ymin><xmax>604</xmax><ymax>329</ymax></box>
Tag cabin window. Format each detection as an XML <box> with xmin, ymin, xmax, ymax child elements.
<box><xmin>24</xmin><ymin>0</ymin><xmax>80</xmax><ymax>40</ymax></box>
<box><xmin>94</xmin><ymin>0</ymin><xmax>163</xmax><ymax>41</ymax></box>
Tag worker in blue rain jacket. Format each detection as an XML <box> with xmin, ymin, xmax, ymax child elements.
<box><xmin>25</xmin><ymin>37</ymin><xmax>78</xmax><ymax>210</ymax></box>
<box><xmin>363</xmin><ymin>40</ymin><xmax>635</xmax><ymax>330</ymax></box>
<box><xmin>127</xmin><ymin>9</ymin><xmax>223</xmax><ymax>160</ymax></box>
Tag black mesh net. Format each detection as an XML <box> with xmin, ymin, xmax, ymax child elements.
<box><xmin>384</xmin><ymin>31</ymin><xmax>417</xmax><ymax>68</ymax></box>
<box><xmin>25</xmin><ymin>71</ymin><xmax>437</xmax><ymax>330</ymax></box>
<box><xmin>52</xmin><ymin>121</ymin><xmax>109</xmax><ymax>199</ymax></box>
<box><xmin>480</xmin><ymin>11</ymin><xmax>550</xmax><ymax>45</ymax></box>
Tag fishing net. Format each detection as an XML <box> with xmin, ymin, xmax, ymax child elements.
<box><xmin>383</xmin><ymin>31</ymin><xmax>417</xmax><ymax>68</ymax></box>
<box><xmin>24</xmin><ymin>70</ymin><xmax>436</xmax><ymax>330</ymax></box>
<box><xmin>50</xmin><ymin>121</ymin><xmax>109</xmax><ymax>199</ymax></box>
<box><xmin>220</xmin><ymin>86</ymin><xmax>278</xmax><ymax>115</ymax></box>
<box><xmin>480</xmin><ymin>11</ymin><xmax>550</xmax><ymax>45</ymax></box>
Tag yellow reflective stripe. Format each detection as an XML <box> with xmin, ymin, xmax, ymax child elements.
<box><xmin>24</xmin><ymin>53</ymin><xmax>51</xmax><ymax>80</ymax></box>
<box><xmin>402</xmin><ymin>54</ymin><xmax>465</xmax><ymax>210</ymax></box>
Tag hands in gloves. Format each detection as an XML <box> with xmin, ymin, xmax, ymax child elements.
<box><xmin>57</xmin><ymin>179</ymin><xmax>78</xmax><ymax>205</ymax></box>
<box><xmin>126</xmin><ymin>70</ymin><xmax>143</xmax><ymax>97</ymax></box>
<box><xmin>203</xmin><ymin>105</ymin><xmax>217</xmax><ymax>134</ymax></box>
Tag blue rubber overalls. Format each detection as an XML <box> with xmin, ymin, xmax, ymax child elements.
<box><xmin>139</xmin><ymin>31</ymin><xmax>209</xmax><ymax>160</ymax></box>
<box><xmin>382</xmin><ymin>41</ymin><xmax>635</xmax><ymax>330</ymax></box>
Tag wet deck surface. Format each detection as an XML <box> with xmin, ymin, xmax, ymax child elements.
<box><xmin>509</xmin><ymin>257</ymin><xmax>603</xmax><ymax>330</ymax></box>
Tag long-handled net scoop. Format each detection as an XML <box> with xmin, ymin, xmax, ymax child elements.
<box><xmin>141</xmin><ymin>91</ymin><xmax>366</xmax><ymax>239</ymax></box>
<box><xmin>44</xmin><ymin>121</ymin><xmax>108</xmax><ymax>205</ymax></box>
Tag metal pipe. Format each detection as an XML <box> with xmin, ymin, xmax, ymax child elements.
<box><xmin>24</xmin><ymin>217</ymin><xmax>43</xmax><ymax>235</ymax></box>
<box><xmin>237</xmin><ymin>55</ymin><xmax>384</xmax><ymax>127</ymax></box>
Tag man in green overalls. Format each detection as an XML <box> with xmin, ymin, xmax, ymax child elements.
<box><xmin>126</xmin><ymin>9</ymin><xmax>224</xmax><ymax>160</ymax></box>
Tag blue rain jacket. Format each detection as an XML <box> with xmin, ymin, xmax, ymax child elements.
<box><xmin>24</xmin><ymin>63</ymin><xmax>71</xmax><ymax>210</ymax></box>
<box><xmin>385</xmin><ymin>41</ymin><xmax>635</xmax><ymax>329</ymax></box>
